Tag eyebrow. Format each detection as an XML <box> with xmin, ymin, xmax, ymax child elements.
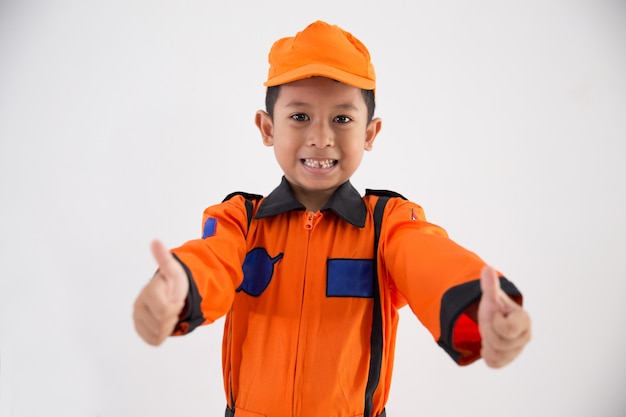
<box><xmin>284</xmin><ymin>101</ymin><xmax>360</xmax><ymax>112</ymax></box>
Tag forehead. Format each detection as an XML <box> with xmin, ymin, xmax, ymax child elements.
<box><xmin>276</xmin><ymin>77</ymin><xmax>365</xmax><ymax>108</ymax></box>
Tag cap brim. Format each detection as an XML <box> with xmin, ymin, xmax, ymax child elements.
<box><xmin>264</xmin><ymin>63</ymin><xmax>375</xmax><ymax>90</ymax></box>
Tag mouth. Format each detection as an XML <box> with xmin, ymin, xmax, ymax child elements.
<box><xmin>302</xmin><ymin>158</ymin><xmax>338</xmax><ymax>169</ymax></box>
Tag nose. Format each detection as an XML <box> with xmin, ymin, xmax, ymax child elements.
<box><xmin>307</xmin><ymin>119</ymin><xmax>334</xmax><ymax>147</ymax></box>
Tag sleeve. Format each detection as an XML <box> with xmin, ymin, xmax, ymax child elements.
<box><xmin>380</xmin><ymin>199</ymin><xmax>523</xmax><ymax>365</ymax></box>
<box><xmin>169</xmin><ymin>195</ymin><xmax>252</xmax><ymax>335</ymax></box>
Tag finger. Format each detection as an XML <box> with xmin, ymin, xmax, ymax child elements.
<box><xmin>134</xmin><ymin>311</ymin><xmax>177</xmax><ymax>346</ymax></box>
<box><xmin>134</xmin><ymin>283</ymin><xmax>168</xmax><ymax>326</ymax></box>
<box><xmin>481</xmin><ymin>341</ymin><xmax>526</xmax><ymax>369</ymax></box>
<box><xmin>133</xmin><ymin>295</ymin><xmax>163</xmax><ymax>345</ymax></box>
<box><xmin>481</xmin><ymin>309</ymin><xmax>532</xmax><ymax>351</ymax></box>
<box><xmin>133</xmin><ymin>306</ymin><xmax>164</xmax><ymax>345</ymax></box>
<box><xmin>492</xmin><ymin>309</ymin><xmax>532</xmax><ymax>342</ymax></box>
<box><xmin>133</xmin><ymin>287</ymin><xmax>180</xmax><ymax>345</ymax></box>
<box><xmin>135</xmin><ymin>309</ymin><xmax>179</xmax><ymax>345</ymax></box>
<box><xmin>482</xmin><ymin>326</ymin><xmax>530</xmax><ymax>354</ymax></box>
<box><xmin>142</xmin><ymin>284</ymin><xmax>177</xmax><ymax>320</ymax></box>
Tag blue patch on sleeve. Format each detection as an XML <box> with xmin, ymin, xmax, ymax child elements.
<box><xmin>202</xmin><ymin>218</ymin><xmax>217</xmax><ymax>238</ymax></box>
<box><xmin>327</xmin><ymin>259</ymin><xmax>375</xmax><ymax>298</ymax></box>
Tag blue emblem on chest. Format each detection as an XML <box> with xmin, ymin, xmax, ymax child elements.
<box><xmin>326</xmin><ymin>259</ymin><xmax>375</xmax><ymax>298</ymax></box>
<box><xmin>237</xmin><ymin>248</ymin><xmax>284</xmax><ymax>296</ymax></box>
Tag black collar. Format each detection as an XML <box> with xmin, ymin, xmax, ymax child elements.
<box><xmin>255</xmin><ymin>177</ymin><xmax>367</xmax><ymax>228</ymax></box>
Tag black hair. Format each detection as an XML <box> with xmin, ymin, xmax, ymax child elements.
<box><xmin>265</xmin><ymin>85</ymin><xmax>376</xmax><ymax>123</ymax></box>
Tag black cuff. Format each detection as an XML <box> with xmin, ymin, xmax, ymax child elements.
<box><xmin>171</xmin><ymin>253</ymin><xmax>205</xmax><ymax>334</ymax></box>
<box><xmin>437</xmin><ymin>277</ymin><xmax>523</xmax><ymax>363</ymax></box>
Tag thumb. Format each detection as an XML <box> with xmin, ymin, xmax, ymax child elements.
<box><xmin>151</xmin><ymin>239</ymin><xmax>176</xmax><ymax>272</ymax></box>
<box><xmin>480</xmin><ymin>265</ymin><xmax>500</xmax><ymax>304</ymax></box>
<box><xmin>150</xmin><ymin>239</ymin><xmax>188</xmax><ymax>303</ymax></box>
<box><xmin>480</xmin><ymin>265</ymin><xmax>515</xmax><ymax>317</ymax></box>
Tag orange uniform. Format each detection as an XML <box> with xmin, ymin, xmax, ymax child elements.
<box><xmin>170</xmin><ymin>178</ymin><xmax>522</xmax><ymax>417</ymax></box>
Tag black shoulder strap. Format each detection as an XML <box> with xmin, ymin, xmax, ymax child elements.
<box><xmin>365</xmin><ymin>188</ymin><xmax>407</xmax><ymax>200</ymax></box>
<box><xmin>222</xmin><ymin>191</ymin><xmax>264</xmax><ymax>416</ymax></box>
<box><xmin>223</xmin><ymin>191</ymin><xmax>264</xmax><ymax>232</ymax></box>
<box><xmin>364</xmin><ymin>195</ymin><xmax>391</xmax><ymax>417</ymax></box>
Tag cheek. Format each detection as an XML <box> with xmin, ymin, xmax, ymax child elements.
<box><xmin>273</xmin><ymin>142</ymin><xmax>297</xmax><ymax>163</ymax></box>
<box><xmin>342</xmin><ymin>141</ymin><xmax>367</xmax><ymax>158</ymax></box>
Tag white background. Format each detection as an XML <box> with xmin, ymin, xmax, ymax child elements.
<box><xmin>1</xmin><ymin>1</ymin><xmax>625</xmax><ymax>416</ymax></box>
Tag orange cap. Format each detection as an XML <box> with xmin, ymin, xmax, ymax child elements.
<box><xmin>264</xmin><ymin>21</ymin><xmax>376</xmax><ymax>91</ymax></box>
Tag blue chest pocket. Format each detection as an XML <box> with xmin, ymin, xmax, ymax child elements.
<box><xmin>326</xmin><ymin>259</ymin><xmax>375</xmax><ymax>298</ymax></box>
<box><xmin>237</xmin><ymin>248</ymin><xmax>283</xmax><ymax>297</ymax></box>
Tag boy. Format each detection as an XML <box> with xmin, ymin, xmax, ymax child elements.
<box><xmin>133</xmin><ymin>20</ymin><xmax>531</xmax><ymax>417</ymax></box>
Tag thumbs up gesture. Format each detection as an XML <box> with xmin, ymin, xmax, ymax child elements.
<box><xmin>478</xmin><ymin>266</ymin><xmax>532</xmax><ymax>368</ymax></box>
<box><xmin>133</xmin><ymin>240</ymin><xmax>189</xmax><ymax>346</ymax></box>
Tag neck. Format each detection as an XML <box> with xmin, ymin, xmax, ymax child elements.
<box><xmin>297</xmin><ymin>194</ymin><xmax>331</xmax><ymax>213</ymax></box>
<box><xmin>291</xmin><ymin>186</ymin><xmax>335</xmax><ymax>212</ymax></box>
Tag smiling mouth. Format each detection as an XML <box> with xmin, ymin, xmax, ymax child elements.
<box><xmin>302</xmin><ymin>159</ymin><xmax>337</xmax><ymax>169</ymax></box>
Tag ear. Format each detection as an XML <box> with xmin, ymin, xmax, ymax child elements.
<box><xmin>255</xmin><ymin>110</ymin><xmax>274</xmax><ymax>146</ymax></box>
<box><xmin>364</xmin><ymin>117</ymin><xmax>382</xmax><ymax>151</ymax></box>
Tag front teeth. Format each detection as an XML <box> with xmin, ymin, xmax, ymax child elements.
<box><xmin>303</xmin><ymin>159</ymin><xmax>336</xmax><ymax>169</ymax></box>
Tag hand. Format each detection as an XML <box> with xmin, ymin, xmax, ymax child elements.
<box><xmin>478</xmin><ymin>265</ymin><xmax>532</xmax><ymax>368</ymax></box>
<box><xmin>133</xmin><ymin>240</ymin><xmax>189</xmax><ymax>346</ymax></box>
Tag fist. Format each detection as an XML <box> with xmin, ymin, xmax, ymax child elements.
<box><xmin>478</xmin><ymin>265</ymin><xmax>532</xmax><ymax>368</ymax></box>
<box><xmin>133</xmin><ymin>240</ymin><xmax>189</xmax><ymax>346</ymax></box>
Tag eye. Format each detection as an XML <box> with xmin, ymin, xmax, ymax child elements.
<box><xmin>333</xmin><ymin>115</ymin><xmax>352</xmax><ymax>124</ymax></box>
<box><xmin>291</xmin><ymin>113</ymin><xmax>309</xmax><ymax>122</ymax></box>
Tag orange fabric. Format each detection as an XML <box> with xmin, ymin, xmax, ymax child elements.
<box><xmin>264</xmin><ymin>20</ymin><xmax>376</xmax><ymax>91</ymax></box>
<box><xmin>171</xmin><ymin>193</ymin><xmax>490</xmax><ymax>417</ymax></box>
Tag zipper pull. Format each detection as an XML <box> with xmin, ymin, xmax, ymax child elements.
<box><xmin>304</xmin><ymin>211</ymin><xmax>315</xmax><ymax>230</ymax></box>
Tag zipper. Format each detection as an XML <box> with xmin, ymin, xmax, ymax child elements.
<box><xmin>293</xmin><ymin>210</ymin><xmax>319</xmax><ymax>415</ymax></box>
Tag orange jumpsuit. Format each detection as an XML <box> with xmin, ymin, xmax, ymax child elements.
<box><xmin>170</xmin><ymin>178</ymin><xmax>523</xmax><ymax>417</ymax></box>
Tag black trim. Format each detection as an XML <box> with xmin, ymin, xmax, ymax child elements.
<box><xmin>321</xmin><ymin>181</ymin><xmax>368</xmax><ymax>227</ymax></box>
<box><xmin>256</xmin><ymin>177</ymin><xmax>367</xmax><ymax>227</ymax></box>
<box><xmin>254</xmin><ymin>177</ymin><xmax>306</xmax><ymax>218</ymax></box>
<box><xmin>223</xmin><ymin>191</ymin><xmax>263</xmax><ymax>232</ymax></box>
<box><xmin>221</xmin><ymin>192</ymin><xmax>264</xmax><ymax>413</ymax></box>
<box><xmin>171</xmin><ymin>253</ymin><xmax>205</xmax><ymax>333</ymax></box>
<box><xmin>243</xmin><ymin>199</ymin><xmax>254</xmax><ymax>231</ymax></box>
<box><xmin>437</xmin><ymin>277</ymin><xmax>523</xmax><ymax>362</ymax></box>
<box><xmin>365</xmin><ymin>189</ymin><xmax>408</xmax><ymax>200</ymax></box>
<box><xmin>364</xmin><ymin>196</ymin><xmax>389</xmax><ymax>417</ymax></box>
<box><xmin>222</xmin><ymin>191</ymin><xmax>264</xmax><ymax>203</ymax></box>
